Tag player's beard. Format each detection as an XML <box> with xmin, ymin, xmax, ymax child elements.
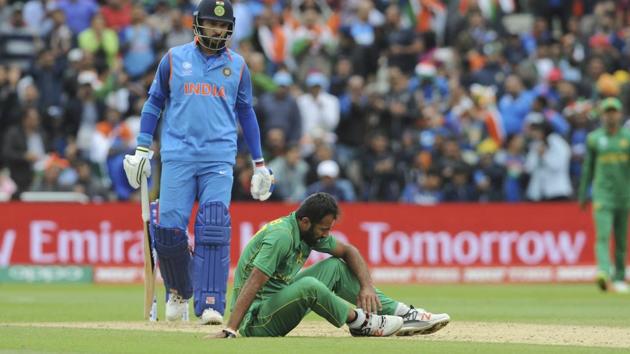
<box><xmin>301</xmin><ymin>225</ymin><xmax>318</xmax><ymax>247</ymax></box>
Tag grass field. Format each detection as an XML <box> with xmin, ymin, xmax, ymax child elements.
<box><xmin>1</xmin><ymin>283</ymin><xmax>630</xmax><ymax>353</ymax></box>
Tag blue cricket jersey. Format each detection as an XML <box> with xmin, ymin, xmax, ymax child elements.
<box><xmin>143</xmin><ymin>41</ymin><xmax>261</xmax><ymax>164</ymax></box>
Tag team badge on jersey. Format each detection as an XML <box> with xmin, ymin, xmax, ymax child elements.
<box><xmin>599</xmin><ymin>136</ymin><xmax>608</xmax><ymax>148</ymax></box>
<box><xmin>223</xmin><ymin>67</ymin><xmax>231</xmax><ymax>77</ymax></box>
<box><xmin>621</xmin><ymin>139</ymin><xmax>628</xmax><ymax>148</ymax></box>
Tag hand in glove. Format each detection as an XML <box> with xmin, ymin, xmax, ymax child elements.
<box><xmin>123</xmin><ymin>147</ymin><xmax>153</xmax><ymax>189</ymax></box>
<box><xmin>250</xmin><ymin>160</ymin><xmax>274</xmax><ymax>201</ymax></box>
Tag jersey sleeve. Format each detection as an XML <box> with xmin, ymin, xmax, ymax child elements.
<box><xmin>236</xmin><ymin>62</ymin><xmax>253</xmax><ymax>109</ymax></box>
<box><xmin>251</xmin><ymin>229</ymin><xmax>292</xmax><ymax>277</ymax></box>
<box><xmin>148</xmin><ymin>51</ymin><xmax>171</xmax><ymax>100</ymax></box>
<box><xmin>312</xmin><ymin>236</ymin><xmax>338</xmax><ymax>254</ymax></box>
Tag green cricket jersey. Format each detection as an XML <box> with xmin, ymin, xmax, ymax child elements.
<box><xmin>231</xmin><ymin>212</ymin><xmax>337</xmax><ymax>309</ymax></box>
<box><xmin>578</xmin><ymin>127</ymin><xmax>630</xmax><ymax>208</ymax></box>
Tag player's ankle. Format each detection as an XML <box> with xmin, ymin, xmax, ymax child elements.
<box><xmin>347</xmin><ymin>308</ymin><xmax>367</xmax><ymax>329</ymax></box>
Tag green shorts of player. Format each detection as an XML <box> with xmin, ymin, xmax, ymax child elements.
<box><xmin>593</xmin><ymin>204</ymin><xmax>628</xmax><ymax>281</ymax></box>
<box><xmin>238</xmin><ymin>258</ymin><xmax>399</xmax><ymax>337</ymax></box>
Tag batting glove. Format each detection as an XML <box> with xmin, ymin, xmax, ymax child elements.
<box><xmin>250</xmin><ymin>159</ymin><xmax>274</xmax><ymax>201</ymax></box>
<box><xmin>123</xmin><ymin>146</ymin><xmax>153</xmax><ymax>189</ymax></box>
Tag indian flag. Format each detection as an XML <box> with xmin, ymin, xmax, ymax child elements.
<box><xmin>400</xmin><ymin>0</ymin><xmax>446</xmax><ymax>33</ymax></box>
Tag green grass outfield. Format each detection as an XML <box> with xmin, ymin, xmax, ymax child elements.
<box><xmin>1</xmin><ymin>283</ymin><xmax>629</xmax><ymax>353</ymax></box>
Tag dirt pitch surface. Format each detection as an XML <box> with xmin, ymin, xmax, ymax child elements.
<box><xmin>5</xmin><ymin>321</ymin><xmax>630</xmax><ymax>348</ymax></box>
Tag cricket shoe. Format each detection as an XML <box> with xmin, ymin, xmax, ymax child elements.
<box><xmin>612</xmin><ymin>281</ymin><xmax>629</xmax><ymax>294</ymax></box>
<box><xmin>349</xmin><ymin>313</ymin><xmax>403</xmax><ymax>337</ymax></box>
<box><xmin>200</xmin><ymin>308</ymin><xmax>223</xmax><ymax>325</ymax></box>
<box><xmin>595</xmin><ymin>272</ymin><xmax>610</xmax><ymax>292</ymax></box>
<box><xmin>165</xmin><ymin>293</ymin><xmax>188</xmax><ymax>321</ymax></box>
<box><xmin>396</xmin><ymin>306</ymin><xmax>450</xmax><ymax>336</ymax></box>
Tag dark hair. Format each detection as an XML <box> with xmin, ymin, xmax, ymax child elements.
<box><xmin>296</xmin><ymin>193</ymin><xmax>339</xmax><ymax>225</ymax></box>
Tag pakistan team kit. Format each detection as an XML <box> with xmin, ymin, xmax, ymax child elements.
<box><xmin>579</xmin><ymin>97</ymin><xmax>630</xmax><ymax>293</ymax></box>
<box><xmin>224</xmin><ymin>194</ymin><xmax>450</xmax><ymax>338</ymax></box>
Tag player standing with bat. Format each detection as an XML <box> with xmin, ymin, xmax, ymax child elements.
<box><xmin>123</xmin><ymin>0</ymin><xmax>274</xmax><ymax>324</ymax></box>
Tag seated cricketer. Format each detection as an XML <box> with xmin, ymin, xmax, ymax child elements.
<box><xmin>213</xmin><ymin>192</ymin><xmax>450</xmax><ymax>338</ymax></box>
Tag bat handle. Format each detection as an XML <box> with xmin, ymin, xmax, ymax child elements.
<box><xmin>140</xmin><ymin>175</ymin><xmax>150</xmax><ymax>223</ymax></box>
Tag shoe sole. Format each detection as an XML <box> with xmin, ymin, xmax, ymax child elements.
<box><xmin>396</xmin><ymin>319</ymin><xmax>450</xmax><ymax>336</ymax></box>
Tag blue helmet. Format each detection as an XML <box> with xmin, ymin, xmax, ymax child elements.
<box><xmin>193</xmin><ymin>0</ymin><xmax>235</xmax><ymax>51</ymax></box>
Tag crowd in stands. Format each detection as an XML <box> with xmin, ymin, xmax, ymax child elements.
<box><xmin>0</xmin><ymin>0</ymin><xmax>628</xmax><ymax>203</ymax></box>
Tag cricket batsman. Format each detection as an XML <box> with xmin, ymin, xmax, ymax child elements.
<box><xmin>214</xmin><ymin>193</ymin><xmax>450</xmax><ymax>338</ymax></box>
<box><xmin>578</xmin><ymin>97</ymin><xmax>630</xmax><ymax>294</ymax></box>
<box><xmin>123</xmin><ymin>0</ymin><xmax>274</xmax><ymax>324</ymax></box>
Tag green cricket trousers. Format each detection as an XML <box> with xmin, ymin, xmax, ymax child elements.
<box><xmin>594</xmin><ymin>205</ymin><xmax>628</xmax><ymax>281</ymax></box>
<box><xmin>239</xmin><ymin>258</ymin><xmax>399</xmax><ymax>337</ymax></box>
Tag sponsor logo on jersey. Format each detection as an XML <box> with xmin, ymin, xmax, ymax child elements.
<box><xmin>183</xmin><ymin>82</ymin><xmax>226</xmax><ymax>97</ymax></box>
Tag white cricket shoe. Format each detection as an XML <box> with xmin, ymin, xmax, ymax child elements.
<box><xmin>165</xmin><ymin>293</ymin><xmax>188</xmax><ymax>321</ymax></box>
<box><xmin>397</xmin><ymin>306</ymin><xmax>450</xmax><ymax>336</ymax></box>
<box><xmin>349</xmin><ymin>313</ymin><xmax>403</xmax><ymax>337</ymax></box>
<box><xmin>612</xmin><ymin>281</ymin><xmax>629</xmax><ymax>294</ymax></box>
<box><xmin>200</xmin><ymin>308</ymin><xmax>223</xmax><ymax>325</ymax></box>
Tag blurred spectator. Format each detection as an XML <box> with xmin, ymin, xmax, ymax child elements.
<box><xmin>2</xmin><ymin>107</ymin><xmax>50</xmax><ymax>196</ymax></box>
<box><xmin>383</xmin><ymin>4</ymin><xmax>423</xmax><ymax>75</ymax></box>
<box><xmin>473</xmin><ymin>139</ymin><xmax>505</xmax><ymax>202</ymax></box>
<box><xmin>30</xmin><ymin>49</ymin><xmax>64</xmax><ymax>113</ymax></box>
<box><xmin>23</xmin><ymin>0</ymin><xmax>53</xmax><ymax>36</ymax></box>
<box><xmin>57</xmin><ymin>0</ymin><xmax>99</xmax><ymax>36</ymax></box>
<box><xmin>31</xmin><ymin>153</ymin><xmax>72</xmax><ymax>192</ymax></box>
<box><xmin>0</xmin><ymin>65</ymin><xmax>21</xmax><ymax>133</ymax></box>
<box><xmin>443</xmin><ymin>163</ymin><xmax>477</xmax><ymax>202</ymax></box>
<box><xmin>499</xmin><ymin>75</ymin><xmax>537</xmax><ymax>135</ymax></box>
<box><xmin>335</xmin><ymin>75</ymin><xmax>369</xmax><ymax>165</ymax></box>
<box><xmin>73</xmin><ymin>159</ymin><xmax>109</xmax><ymax>201</ymax></box>
<box><xmin>78</xmin><ymin>14</ymin><xmax>119</xmax><ymax>71</ymax></box>
<box><xmin>120</xmin><ymin>5</ymin><xmax>158</xmax><ymax>79</ymax></box>
<box><xmin>65</xmin><ymin>71</ymin><xmax>105</xmax><ymax>156</ymax></box>
<box><xmin>258</xmin><ymin>71</ymin><xmax>302</xmax><ymax>146</ymax></box>
<box><xmin>381</xmin><ymin>66</ymin><xmax>416</xmax><ymax>140</ymax></box>
<box><xmin>400</xmin><ymin>166</ymin><xmax>442</xmax><ymax>205</ymax></box>
<box><xmin>47</xmin><ymin>5</ymin><xmax>73</xmax><ymax>59</ymax></box>
<box><xmin>359</xmin><ymin>132</ymin><xmax>401</xmax><ymax>201</ymax></box>
<box><xmin>163</xmin><ymin>8</ymin><xmax>192</xmax><ymax>49</ymax></box>
<box><xmin>498</xmin><ymin>134</ymin><xmax>527</xmax><ymax>202</ymax></box>
<box><xmin>305</xmin><ymin>160</ymin><xmax>356</xmax><ymax>202</ymax></box>
<box><xmin>524</xmin><ymin>118</ymin><xmax>573</xmax><ymax>201</ymax></box>
<box><xmin>0</xmin><ymin>3</ymin><xmax>43</xmax><ymax>70</ymax></box>
<box><xmin>248</xmin><ymin>51</ymin><xmax>275</xmax><ymax>96</ymax></box>
<box><xmin>565</xmin><ymin>100</ymin><xmax>594</xmax><ymax>189</ymax></box>
<box><xmin>290</xmin><ymin>7</ymin><xmax>336</xmax><ymax>80</ymax></box>
<box><xmin>267</xmin><ymin>144</ymin><xmax>309</xmax><ymax>202</ymax></box>
<box><xmin>101</xmin><ymin>0</ymin><xmax>132</xmax><ymax>33</ymax></box>
<box><xmin>297</xmin><ymin>72</ymin><xmax>340</xmax><ymax>152</ymax></box>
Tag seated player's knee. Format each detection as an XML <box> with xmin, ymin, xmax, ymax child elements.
<box><xmin>294</xmin><ymin>276</ymin><xmax>328</xmax><ymax>298</ymax></box>
<box><xmin>320</xmin><ymin>257</ymin><xmax>347</xmax><ymax>271</ymax></box>
<box><xmin>193</xmin><ymin>201</ymin><xmax>231</xmax><ymax>316</ymax></box>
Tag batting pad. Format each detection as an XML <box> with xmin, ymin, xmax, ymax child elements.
<box><xmin>193</xmin><ymin>201</ymin><xmax>231</xmax><ymax>317</ymax></box>
<box><xmin>153</xmin><ymin>226</ymin><xmax>193</xmax><ymax>299</ymax></box>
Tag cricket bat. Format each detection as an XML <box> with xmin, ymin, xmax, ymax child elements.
<box><xmin>141</xmin><ymin>176</ymin><xmax>157</xmax><ymax>321</ymax></box>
